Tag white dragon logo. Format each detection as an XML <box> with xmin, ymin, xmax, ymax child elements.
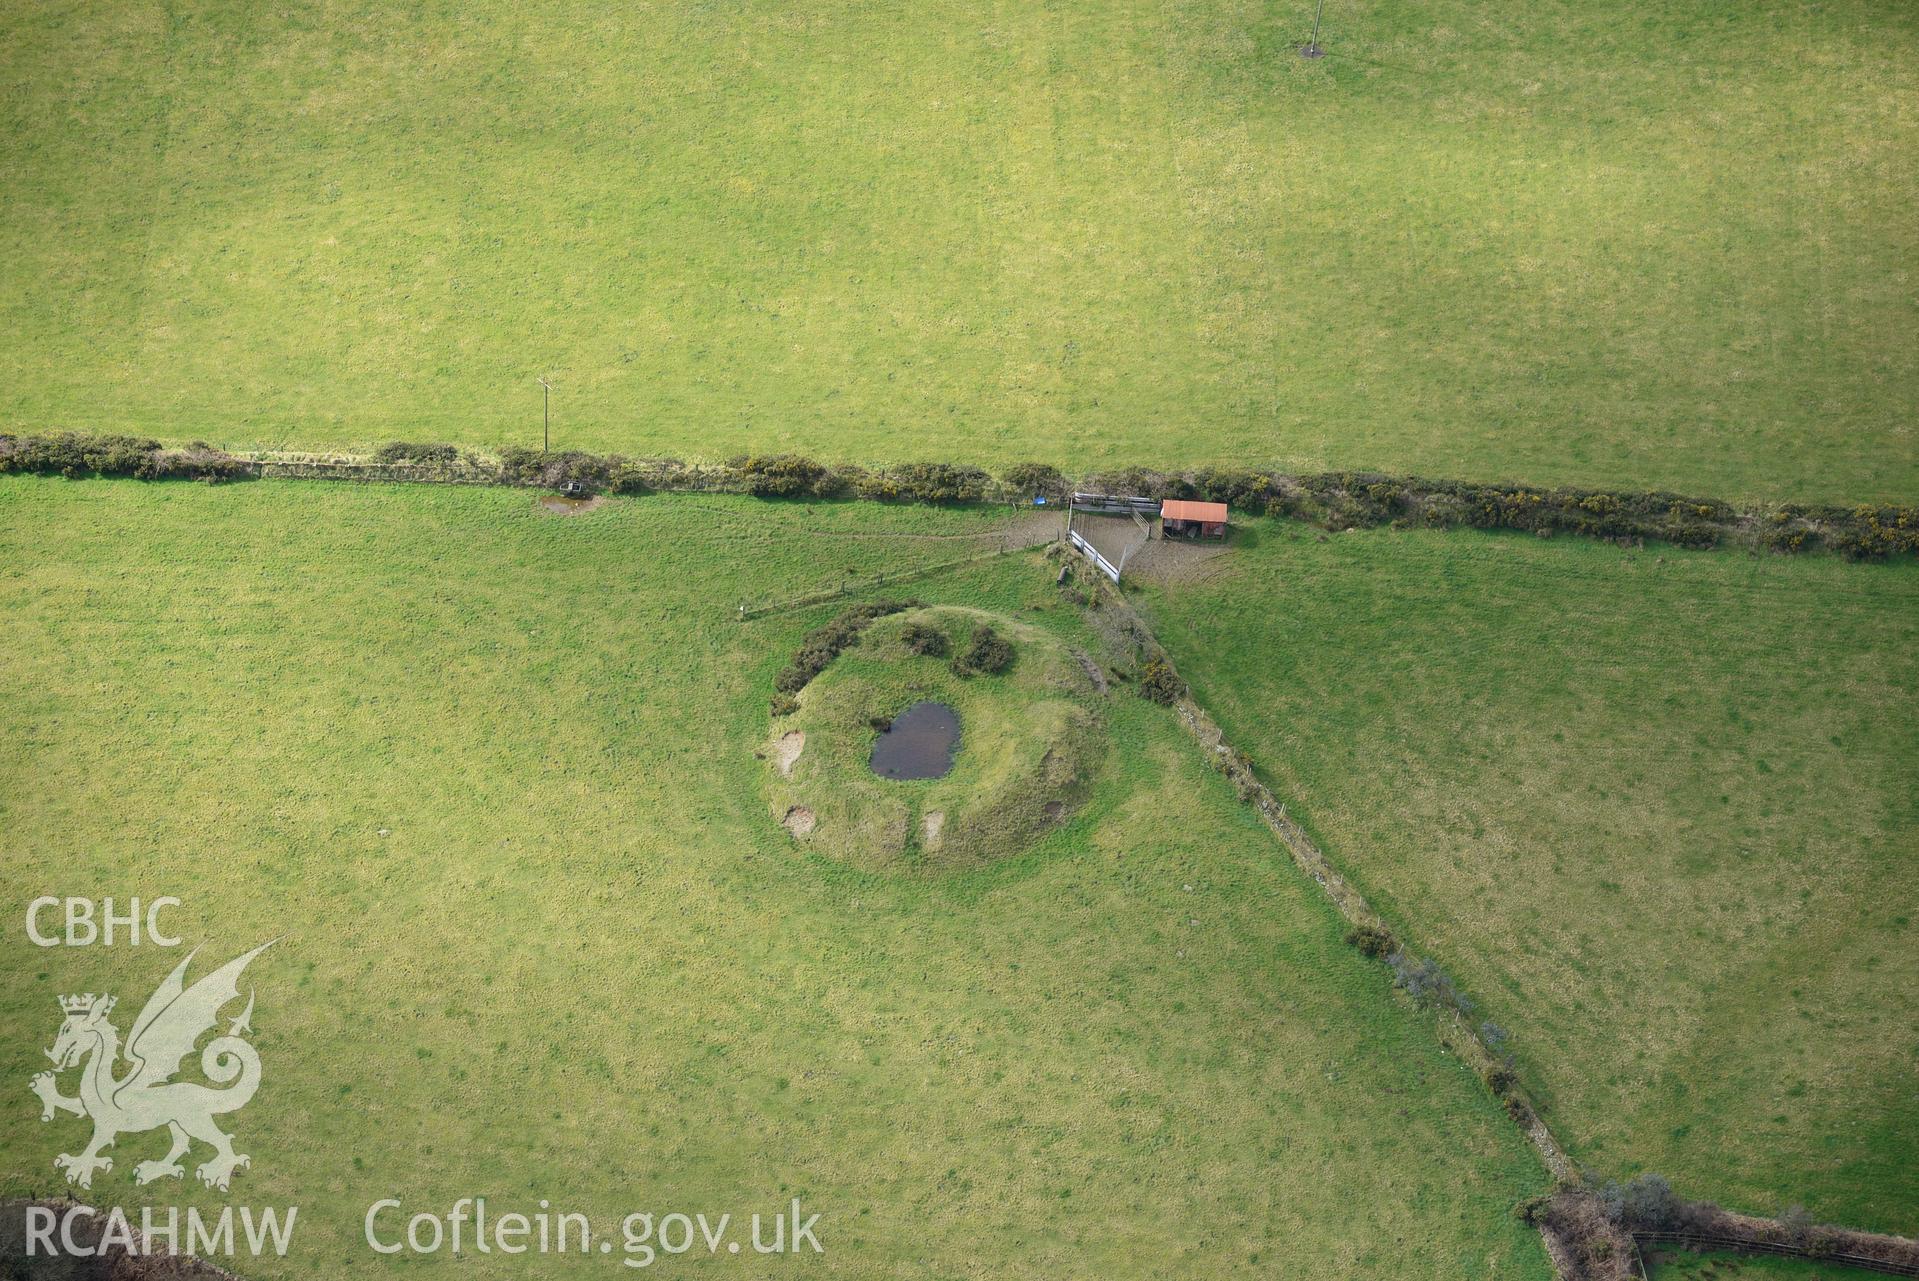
<box><xmin>28</xmin><ymin>942</ymin><xmax>273</xmax><ymax>1192</ymax></box>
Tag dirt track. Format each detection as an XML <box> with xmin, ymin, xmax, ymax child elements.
<box><xmin>1070</xmin><ymin>512</ymin><xmax>1232</xmax><ymax>585</ymax></box>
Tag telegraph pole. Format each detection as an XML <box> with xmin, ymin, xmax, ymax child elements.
<box><xmin>538</xmin><ymin>377</ymin><xmax>551</xmax><ymax>452</ymax></box>
<box><xmin>1301</xmin><ymin>0</ymin><xmax>1327</xmax><ymax>57</ymax></box>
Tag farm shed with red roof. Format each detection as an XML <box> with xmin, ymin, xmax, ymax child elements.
<box><xmin>1160</xmin><ymin>499</ymin><xmax>1229</xmax><ymax>540</ymax></box>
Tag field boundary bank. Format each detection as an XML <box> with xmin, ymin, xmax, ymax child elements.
<box><xmin>1633</xmin><ymin>1230</ymin><xmax>1919</xmax><ymax>1277</ymax></box>
<box><xmin>4</xmin><ymin>433</ymin><xmax>1916</xmax><ymax>561</ymax></box>
<box><xmin>1077</xmin><ymin>573</ymin><xmax>1579</xmax><ymax>1181</ymax></box>
<box><xmin>1534</xmin><ymin>1188</ymin><xmax>1919</xmax><ymax>1280</ymax></box>
<box><xmin>255</xmin><ymin>458</ymin><xmax>497</xmax><ymax>485</ymax></box>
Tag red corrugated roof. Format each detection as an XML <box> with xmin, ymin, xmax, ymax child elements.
<box><xmin>1161</xmin><ymin>499</ymin><xmax>1229</xmax><ymax>523</ymax></box>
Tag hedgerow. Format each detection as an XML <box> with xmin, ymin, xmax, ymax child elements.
<box><xmin>1527</xmin><ymin>1180</ymin><xmax>1919</xmax><ymax>1281</ymax></box>
<box><xmin>1823</xmin><ymin>503</ymin><xmax>1919</xmax><ymax>560</ymax></box>
<box><xmin>729</xmin><ymin>453</ymin><xmax>843</xmax><ymax>498</ymax></box>
<box><xmin>6</xmin><ymin>432</ymin><xmax>1912</xmax><ymax>560</ymax></box>
<box><xmin>1387</xmin><ymin>949</ymin><xmax>1473</xmax><ymax>1015</ymax></box>
<box><xmin>0</xmin><ymin>432</ymin><xmax>251</xmax><ymax>482</ymax></box>
<box><xmin>856</xmin><ymin>462</ymin><xmax>992</xmax><ymax>505</ymax></box>
<box><xmin>1067</xmin><ymin>463</ymin><xmax>1919</xmax><ymax>557</ymax></box>
<box><xmin>371</xmin><ymin>441</ymin><xmax>462</xmax><ymax>465</ymax></box>
<box><xmin>1001</xmin><ymin>462</ymin><xmax>1069</xmax><ymax>502</ymax></box>
<box><xmin>497</xmin><ymin>447</ymin><xmax>619</xmax><ymax>491</ymax></box>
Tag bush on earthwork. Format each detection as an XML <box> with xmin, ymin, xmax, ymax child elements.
<box><xmin>773</xmin><ymin>600</ymin><xmax>922</xmax><ymax>695</ymax></box>
<box><xmin>1343</xmin><ymin>923</ymin><xmax>1396</xmax><ymax>959</ymax></box>
<box><xmin>1137</xmin><ymin>659</ymin><xmax>1186</xmax><ymax>706</ymax></box>
<box><xmin>950</xmin><ymin>624</ymin><xmax>1013</xmax><ymax>677</ymax></box>
<box><xmin>899</xmin><ymin>621</ymin><xmax>948</xmax><ymax>657</ymax></box>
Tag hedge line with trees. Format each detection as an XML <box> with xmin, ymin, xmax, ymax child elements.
<box><xmin>0</xmin><ymin>432</ymin><xmax>253</xmax><ymax>482</ymax></box>
<box><xmin>1082</xmin><ymin>464</ymin><xmax>1918</xmax><ymax>560</ymax></box>
<box><xmin>6</xmin><ymin>433</ymin><xmax>1914</xmax><ymax>560</ymax></box>
<box><xmin>1522</xmin><ymin>1180</ymin><xmax>1919</xmax><ymax>1281</ymax></box>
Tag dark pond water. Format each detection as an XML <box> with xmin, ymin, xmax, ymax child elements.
<box><xmin>869</xmin><ymin>701</ymin><xmax>961</xmax><ymax>780</ymax></box>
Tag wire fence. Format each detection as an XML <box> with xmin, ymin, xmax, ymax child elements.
<box><xmin>735</xmin><ymin>536</ymin><xmax>1058</xmax><ymax>622</ymax></box>
<box><xmin>1633</xmin><ymin>1231</ymin><xmax>1919</xmax><ymax>1277</ymax></box>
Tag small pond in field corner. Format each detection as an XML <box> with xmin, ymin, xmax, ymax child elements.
<box><xmin>869</xmin><ymin>702</ymin><xmax>961</xmax><ymax>780</ymax></box>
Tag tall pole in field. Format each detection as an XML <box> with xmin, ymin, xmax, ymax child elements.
<box><xmin>539</xmin><ymin>377</ymin><xmax>551</xmax><ymax>453</ymax></box>
<box><xmin>1301</xmin><ymin>0</ymin><xmax>1327</xmax><ymax>57</ymax></box>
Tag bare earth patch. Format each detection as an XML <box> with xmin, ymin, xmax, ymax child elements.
<box><xmin>1072</xmin><ymin>511</ymin><xmax>1152</xmax><ymax>575</ymax></box>
<box><xmin>775</xmin><ymin>730</ymin><xmax>805</xmax><ymax>777</ymax></box>
<box><xmin>1122</xmin><ymin>539</ymin><xmax>1233</xmax><ymax>586</ymax></box>
<box><xmin>921</xmin><ymin>810</ymin><xmax>945</xmax><ymax>849</ymax></box>
<box><xmin>537</xmin><ymin>494</ymin><xmax>608</xmax><ymax>516</ymax></box>
<box><xmin>782</xmin><ymin>806</ymin><xmax>815</xmax><ymax>836</ymax></box>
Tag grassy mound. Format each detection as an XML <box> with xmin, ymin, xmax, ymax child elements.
<box><xmin>766</xmin><ymin>606</ymin><xmax>1102</xmax><ymax>871</ymax></box>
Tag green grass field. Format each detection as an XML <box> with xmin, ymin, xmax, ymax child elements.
<box><xmin>3</xmin><ymin>0</ymin><xmax>1915</xmax><ymax>499</ymax></box>
<box><xmin>0</xmin><ymin>476</ymin><xmax>1553</xmax><ymax>1278</ymax></box>
<box><xmin>4</xmin><ymin>0</ymin><xmax>1916</xmax><ymax>1270</ymax></box>
<box><xmin>1139</xmin><ymin>519</ymin><xmax>1919</xmax><ymax>1232</ymax></box>
<box><xmin>1648</xmin><ymin>1248</ymin><xmax>1891</xmax><ymax>1280</ymax></box>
